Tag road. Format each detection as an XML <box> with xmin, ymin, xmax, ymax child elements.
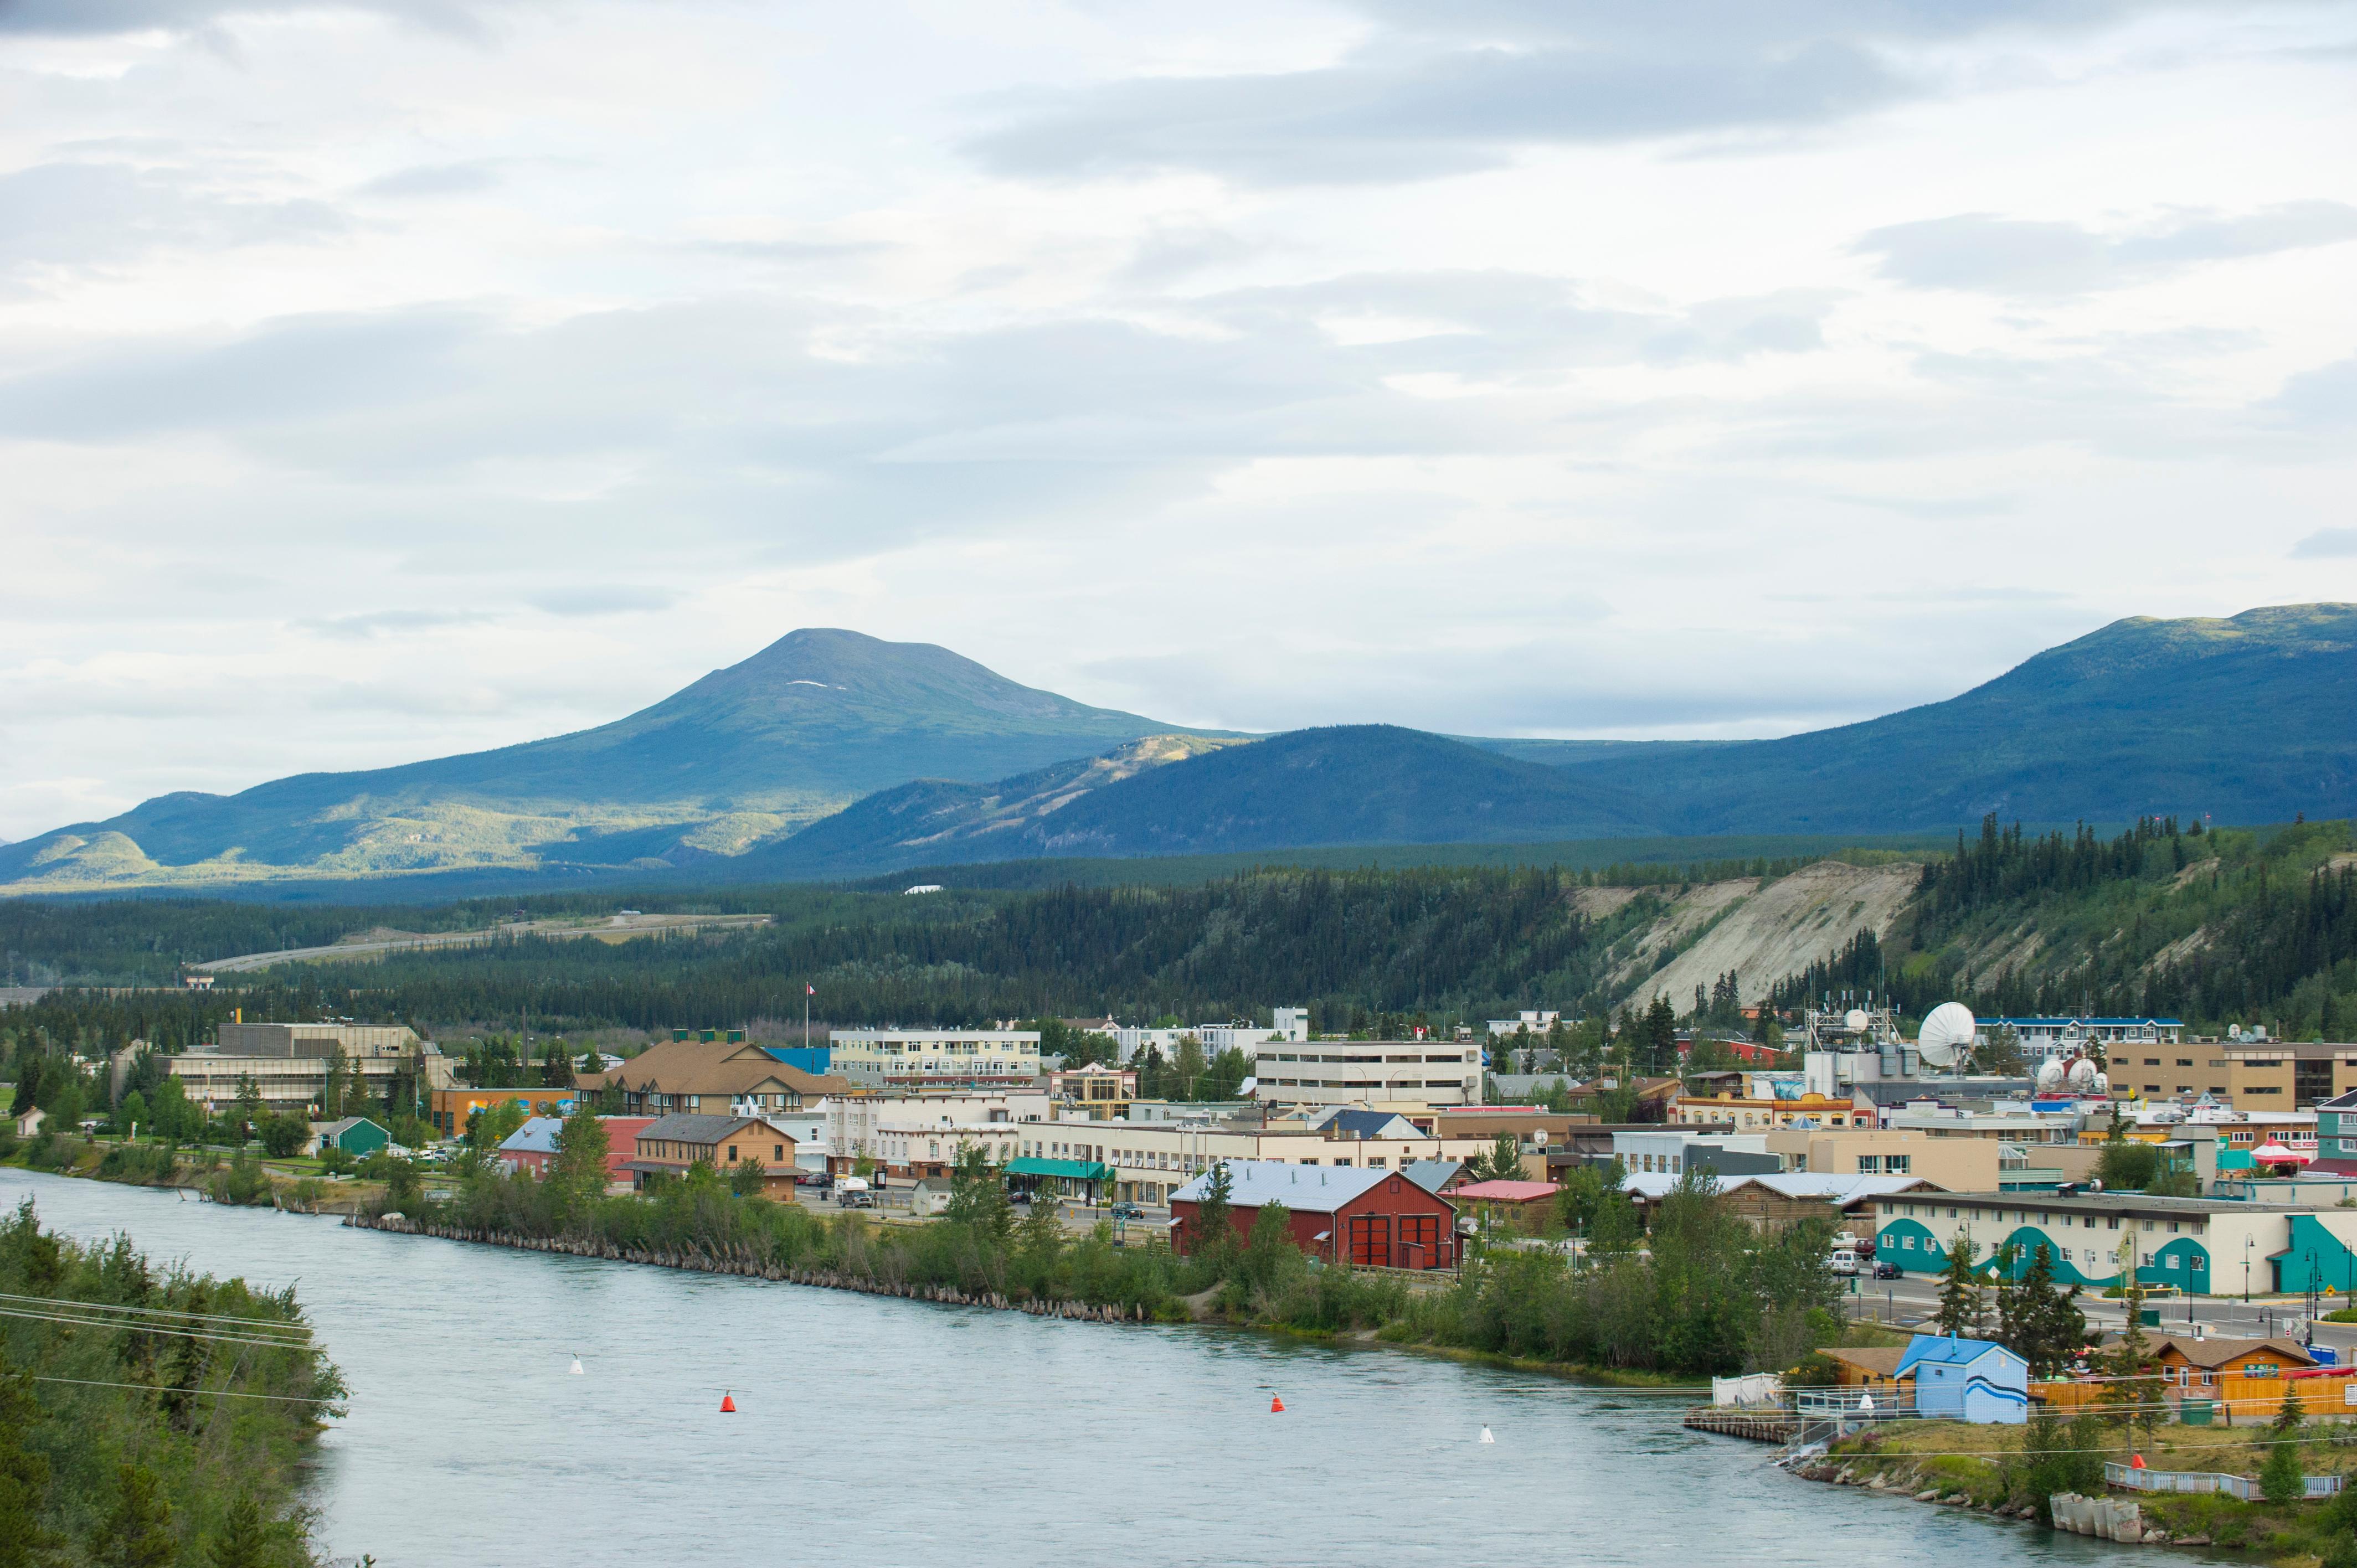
<box><xmin>192</xmin><ymin>911</ymin><xmax>773</xmax><ymax>973</ymax></box>
<box><xmin>1846</xmin><ymin>1270</ymin><xmax>2357</xmax><ymax>1355</ymax></box>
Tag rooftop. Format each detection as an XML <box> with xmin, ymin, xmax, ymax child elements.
<box><xmin>1170</xmin><ymin>1160</ymin><xmax>1401</xmax><ymax>1214</ymax></box>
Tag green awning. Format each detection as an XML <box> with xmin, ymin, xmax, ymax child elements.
<box><xmin>1005</xmin><ymin>1157</ymin><xmax>1112</xmax><ymax>1180</ymax></box>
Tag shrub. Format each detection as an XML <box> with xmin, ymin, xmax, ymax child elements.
<box><xmin>2261</xmin><ymin>1431</ymin><xmax>2305</xmax><ymax>1504</ymax></box>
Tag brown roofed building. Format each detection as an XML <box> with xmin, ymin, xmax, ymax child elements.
<box><xmin>624</xmin><ymin>1113</ymin><xmax>800</xmax><ymax>1198</ymax></box>
<box><xmin>583</xmin><ymin>1036</ymin><xmax>856</xmax><ymax>1117</ymax></box>
<box><xmin>1817</xmin><ymin>1346</ymin><xmax>1908</xmax><ymax>1390</ymax></box>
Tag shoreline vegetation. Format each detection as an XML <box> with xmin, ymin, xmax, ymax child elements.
<box><xmin>7</xmin><ymin>1117</ymin><xmax>1843</xmax><ymax>1385</ymax></box>
<box><xmin>0</xmin><ymin>1196</ymin><xmax>344</xmax><ymax>1568</ymax></box>
<box><xmin>1807</xmin><ymin>1412</ymin><xmax>2357</xmax><ymax>1561</ymax></box>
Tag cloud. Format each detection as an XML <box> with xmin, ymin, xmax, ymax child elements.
<box><xmin>0</xmin><ymin>0</ymin><xmax>517</xmax><ymax>35</ymax></box>
<box><xmin>357</xmin><ymin>162</ymin><xmax>503</xmax><ymax>199</ymax></box>
<box><xmin>299</xmin><ymin>608</ymin><xmax>497</xmax><ymax>639</ymax></box>
<box><xmin>529</xmin><ymin>586</ymin><xmax>680</xmax><ymax>616</ymax></box>
<box><xmin>2269</xmin><ymin>355</ymin><xmax>2357</xmax><ymax>429</ymax></box>
<box><xmin>962</xmin><ymin>2</ymin><xmax>2217</xmax><ymax>187</ymax></box>
<box><xmin>1856</xmin><ymin>203</ymin><xmax>2357</xmax><ymax>297</ymax></box>
<box><xmin>968</xmin><ymin>41</ymin><xmax>1911</xmax><ymax>185</ymax></box>
<box><xmin>2292</xmin><ymin>528</ymin><xmax>2357</xmax><ymax>559</ymax></box>
<box><xmin>1118</xmin><ymin>224</ymin><xmax>1265</xmax><ymax>286</ymax></box>
<box><xmin>0</xmin><ymin>162</ymin><xmax>344</xmax><ymax>272</ymax></box>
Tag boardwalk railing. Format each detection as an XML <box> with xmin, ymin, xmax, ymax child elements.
<box><xmin>2104</xmin><ymin>1462</ymin><xmax>2343</xmax><ymax>1500</ymax></box>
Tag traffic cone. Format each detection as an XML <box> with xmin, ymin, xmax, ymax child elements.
<box><xmin>1270</xmin><ymin>1395</ymin><xmax>1285</xmax><ymax>1413</ymax></box>
<box><xmin>720</xmin><ymin>1391</ymin><xmax>737</xmax><ymax>1414</ymax></box>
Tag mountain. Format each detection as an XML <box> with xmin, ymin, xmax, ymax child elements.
<box><xmin>1545</xmin><ymin>603</ymin><xmax>2357</xmax><ymax>833</ymax></box>
<box><xmin>6</xmin><ymin>604</ymin><xmax>2350</xmax><ymax>897</ymax></box>
<box><xmin>745</xmin><ymin>725</ymin><xmax>1659</xmax><ymax>878</ymax></box>
<box><xmin>0</xmin><ymin>630</ymin><xmax>1192</xmax><ymax>892</ymax></box>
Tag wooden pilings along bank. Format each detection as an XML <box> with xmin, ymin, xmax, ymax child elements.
<box><xmin>344</xmin><ymin>1213</ymin><xmax>1151</xmax><ymax>1323</ymax></box>
<box><xmin>1682</xmin><ymin>1407</ymin><xmax>1797</xmax><ymax>1442</ymax></box>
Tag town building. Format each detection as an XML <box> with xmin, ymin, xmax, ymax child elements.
<box><xmin>310</xmin><ymin>1116</ymin><xmax>389</xmax><ymax>1158</ymax></box>
<box><xmin>2207</xmin><ymin>1040</ymin><xmax>2357</xmax><ymax>1109</ymax></box>
<box><xmin>1046</xmin><ymin>1063</ymin><xmax>1138</xmax><ymax>1118</ymax></box>
<box><xmin>429</xmin><ymin>1086</ymin><xmax>579</xmax><ymax>1139</ymax></box>
<box><xmin>1486</xmin><ymin>1011</ymin><xmax>1562</xmax><ymax>1039</ymax></box>
<box><xmin>1169</xmin><ymin>1159</ymin><xmax>1459</xmax><ymax>1270</ymax></box>
<box><xmin>586</xmin><ymin>1034</ymin><xmax>854</xmax><ymax>1117</ymax></box>
<box><xmin>1671</xmin><ymin>1090</ymin><xmax>1863</xmax><ymax>1130</ymax></box>
<box><xmin>1251</xmin><ymin>1039</ymin><xmax>1484</xmax><ymax>1110</ymax></box>
<box><xmin>1982</xmin><ymin>1016</ymin><xmax>2183</xmax><ymax>1064</ymax></box>
<box><xmin>1762</xmin><ymin>1128</ymin><xmax>2004</xmax><ymax>1191</ymax></box>
<box><xmin>827</xmin><ymin>1029</ymin><xmax>1041</xmax><ymax>1090</ymax></box>
<box><xmin>624</xmin><ymin>1114</ymin><xmax>799</xmax><ymax>1197</ymax></box>
<box><xmin>825</xmin><ymin>1091</ymin><xmax>1047</xmax><ymax>1176</ymax></box>
<box><xmin>496</xmin><ymin>1115</ymin><xmax>654</xmax><ymax>1184</ymax></box>
<box><xmin>1897</xmin><ymin>1335</ymin><xmax>2029</xmax><ymax>1423</ymax></box>
<box><xmin>168</xmin><ymin>1021</ymin><xmax>457</xmax><ymax>1116</ymax></box>
<box><xmin>1867</xmin><ymin>1190</ymin><xmax>2357</xmax><ymax>1296</ymax></box>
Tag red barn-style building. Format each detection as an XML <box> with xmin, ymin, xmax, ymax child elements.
<box><xmin>1170</xmin><ymin>1160</ymin><xmax>1458</xmax><ymax>1270</ymax></box>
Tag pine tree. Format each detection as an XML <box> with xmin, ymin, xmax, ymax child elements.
<box><xmin>91</xmin><ymin>1463</ymin><xmax>176</xmax><ymax>1568</ymax></box>
<box><xmin>0</xmin><ymin>1356</ymin><xmax>58</xmax><ymax>1568</ymax></box>
<box><xmin>1936</xmin><ymin>1232</ymin><xmax>1983</xmax><ymax>1337</ymax></box>
<box><xmin>205</xmin><ymin>1493</ymin><xmax>271</xmax><ymax>1568</ymax></box>
<box><xmin>2262</xmin><ymin>1418</ymin><xmax>2306</xmax><ymax>1504</ymax></box>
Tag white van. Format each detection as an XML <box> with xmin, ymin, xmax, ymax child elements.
<box><xmin>1829</xmin><ymin>1249</ymin><xmax>1861</xmax><ymax>1276</ymax></box>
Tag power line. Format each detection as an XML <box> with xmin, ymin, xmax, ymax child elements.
<box><xmin>27</xmin><ymin>1373</ymin><xmax>334</xmax><ymax>1405</ymax></box>
<box><xmin>0</xmin><ymin>1290</ymin><xmax>313</xmax><ymax>1334</ymax></box>
<box><xmin>0</xmin><ymin>1304</ymin><xmax>312</xmax><ymax>1350</ymax></box>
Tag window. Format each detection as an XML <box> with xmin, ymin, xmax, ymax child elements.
<box><xmin>1886</xmin><ymin>1155</ymin><xmax>1909</xmax><ymax>1175</ymax></box>
<box><xmin>2107</xmin><ymin>1217</ymin><xmax>2119</xmax><ymax>1230</ymax></box>
<box><xmin>1858</xmin><ymin>1156</ymin><xmax>1881</xmax><ymax>1174</ymax></box>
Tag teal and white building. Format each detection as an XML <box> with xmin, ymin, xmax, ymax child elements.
<box><xmin>1870</xmin><ymin>1190</ymin><xmax>2357</xmax><ymax>1297</ymax></box>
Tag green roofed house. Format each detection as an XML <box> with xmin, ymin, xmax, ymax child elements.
<box><xmin>313</xmin><ymin>1116</ymin><xmax>390</xmax><ymax>1158</ymax></box>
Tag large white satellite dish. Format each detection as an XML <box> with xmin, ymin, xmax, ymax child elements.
<box><xmin>1843</xmin><ymin>1008</ymin><xmax>1870</xmax><ymax>1033</ymax></box>
<box><xmin>2035</xmin><ymin>1059</ymin><xmax>2066</xmax><ymax>1092</ymax></box>
<box><xmin>1917</xmin><ymin>1002</ymin><xmax>1975</xmax><ymax>1070</ymax></box>
<box><xmin>2067</xmin><ymin>1057</ymin><xmax>2099</xmax><ymax>1090</ymax></box>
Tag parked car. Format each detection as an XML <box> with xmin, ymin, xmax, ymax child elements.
<box><xmin>1110</xmin><ymin>1202</ymin><xmax>1146</xmax><ymax>1220</ymax></box>
<box><xmin>1872</xmin><ymin>1260</ymin><xmax>1903</xmax><ymax>1280</ymax></box>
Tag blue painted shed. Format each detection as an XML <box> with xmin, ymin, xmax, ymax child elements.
<box><xmin>1897</xmin><ymin>1334</ymin><xmax>2030</xmax><ymax>1425</ymax></box>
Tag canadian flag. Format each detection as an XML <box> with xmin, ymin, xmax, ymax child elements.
<box><xmin>806</xmin><ymin>984</ymin><xmax>816</xmax><ymax>996</ymax></box>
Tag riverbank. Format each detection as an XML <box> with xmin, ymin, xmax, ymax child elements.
<box><xmin>1805</xmin><ymin>1419</ymin><xmax>2357</xmax><ymax>1557</ymax></box>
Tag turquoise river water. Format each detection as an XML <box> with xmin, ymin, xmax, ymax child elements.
<box><xmin>2</xmin><ymin>1168</ymin><xmax>2188</xmax><ymax>1567</ymax></box>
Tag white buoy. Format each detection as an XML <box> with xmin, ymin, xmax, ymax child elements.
<box><xmin>1479</xmin><ymin>1426</ymin><xmax>1495</xmax><ymax>1444</ymax></box>
<box><xmin>569</xmin><ymin>1355</ymin><xmax>584</xmax><ymax>1376</ymax></box>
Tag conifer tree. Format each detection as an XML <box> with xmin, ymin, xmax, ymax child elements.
<box><xmin>91</xmin><ymin>1463</ymin><xmax>175</xmax><ymax>1568</ymax></box>
<box><xmin>1936</xmin><ymin>1232</ymin><xmax>1983</xmax><ymax>1337</ymax></box>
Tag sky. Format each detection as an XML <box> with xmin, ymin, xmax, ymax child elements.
<box><xmin>3</xmin><ymin>0</ymin><xmax>2355</xmax><ymax>841</ymax></box>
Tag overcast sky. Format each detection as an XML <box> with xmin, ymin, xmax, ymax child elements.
<box><xmin>3</xmin><ymin>0</ymin><xmax>2355</xmax><ymax>839</ymax></box>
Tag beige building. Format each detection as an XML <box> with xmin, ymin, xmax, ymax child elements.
<box><xmin>1763</xmin><ymin>1128</ymin><xmax>2000</xmax><ymax>1190</ymax></box>
<box><xmin>168</xmin><ymin>1022</ymin><xmax>455</xmax><ymax>1115</ymax></box>
<box><xmin>1251</xmin><ymin>1039</ymin><xmax>1484</xmax><ymax>1109</ymax></box>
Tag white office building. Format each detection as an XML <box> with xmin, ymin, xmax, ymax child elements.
<box><xmin>1252</xmin><ymin>1040</ymin><xmax>1484</xmax><ymax>1110</ymax></box>
<box><xmin>828</xmin><ymin>1030</ymin><xmax>1041</xmax><ymax>1089</ymax></box>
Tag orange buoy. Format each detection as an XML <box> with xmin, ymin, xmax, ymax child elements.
<box><xmin>2129</xmin><ymin>1453</ymin><xmax>2144</xmax><ymax>1469</ymax></box>
<box><xmin>720</xmin><ymin>1392</ymin><xmax>737</xmax><ymax>1414</ymax></box>
<box><xmin>1270</xmin><ymin>1395</ymin><xmax>1285</xmax><ymax>1413</ymax></box>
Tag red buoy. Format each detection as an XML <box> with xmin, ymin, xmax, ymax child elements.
<box><xmin>2129</xmin><ymin>1453</ymin><xmax>2144</xmax><ymax>1469</ymax></box>
<box><xmin>720</xmin><ymin>1392</ymin><xmax>737</xmax><ymax>1414</ymax></box>
<box><xmin>1270</xmin><ymin>1395</ymin><xmax>1285</xmax><ymax>1413</ymax></box>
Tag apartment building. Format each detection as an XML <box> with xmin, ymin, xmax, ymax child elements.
<box><xmin>2215</xmin><ymin>1040</ymin><xmax>2357</xmax><ymax>1108</ymax></box>
<box><xmin>1983</xmin><ymin>1015</ymin><xmax>2183</xmax><ymax>1064</ymax></box>
<box><xmin>828</xmin><ymin>1029</ymin><xmax>1041</xmax><ymax>1089</ymax></box>
<box><xmin>1252</xmin><ymin>1039</ymin><xmax>1484</xmax><ymax>1110</ymax></box>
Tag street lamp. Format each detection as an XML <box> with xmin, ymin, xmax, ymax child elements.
<box><xmin>2246</xmin><ymin>1235</ymin><xmax>2255</xmax><ymax>1305</ymax></box>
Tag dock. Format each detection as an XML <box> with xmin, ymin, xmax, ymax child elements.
<box><xmin>1682</xmin><ymin>1406</ymin><xmax>1797</xmax><ymax>1442</ymax></box>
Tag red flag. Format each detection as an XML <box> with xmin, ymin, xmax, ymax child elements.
<box><xmin>806</xmin><ymin>983</ymin><xmax>815</xmax><ymax>996</ymax></box>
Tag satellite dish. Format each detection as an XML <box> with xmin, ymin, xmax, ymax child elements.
<box><xmin>1917</xmin><ymin>1002</ymin><xmax>1975</xmax><ymax>1069</ymax></box>
<box><xmin>1843</xmin><ymin>1009</ymin><xmax>1870</xmax><ymax>1033</ymax></box>
<box><xmin>2035</xmin><ymin>1059</ymin><xmax>2066</xmax><ymax>1092</ymax></box>
<box><xmin>2092</xmin><ymin>1072</ymin><xmax>2109</xmax><ymax>1094</ymax></box>
<box><xmin>2067</xmin><ymin>1058</ymin><xmax>2098</xmax><ymax>1090</ymax></box>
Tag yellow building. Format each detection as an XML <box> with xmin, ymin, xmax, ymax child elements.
<box><xmin>1672</xmin><ymin>1092</ymin><xmax>1859</xmax><ymax>1129</ymax></box>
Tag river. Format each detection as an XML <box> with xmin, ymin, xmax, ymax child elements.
<box><xmin>3</xmin><ymin>1169</ymin><xmax>2153</xmax><ymax>1566</ymax></box>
